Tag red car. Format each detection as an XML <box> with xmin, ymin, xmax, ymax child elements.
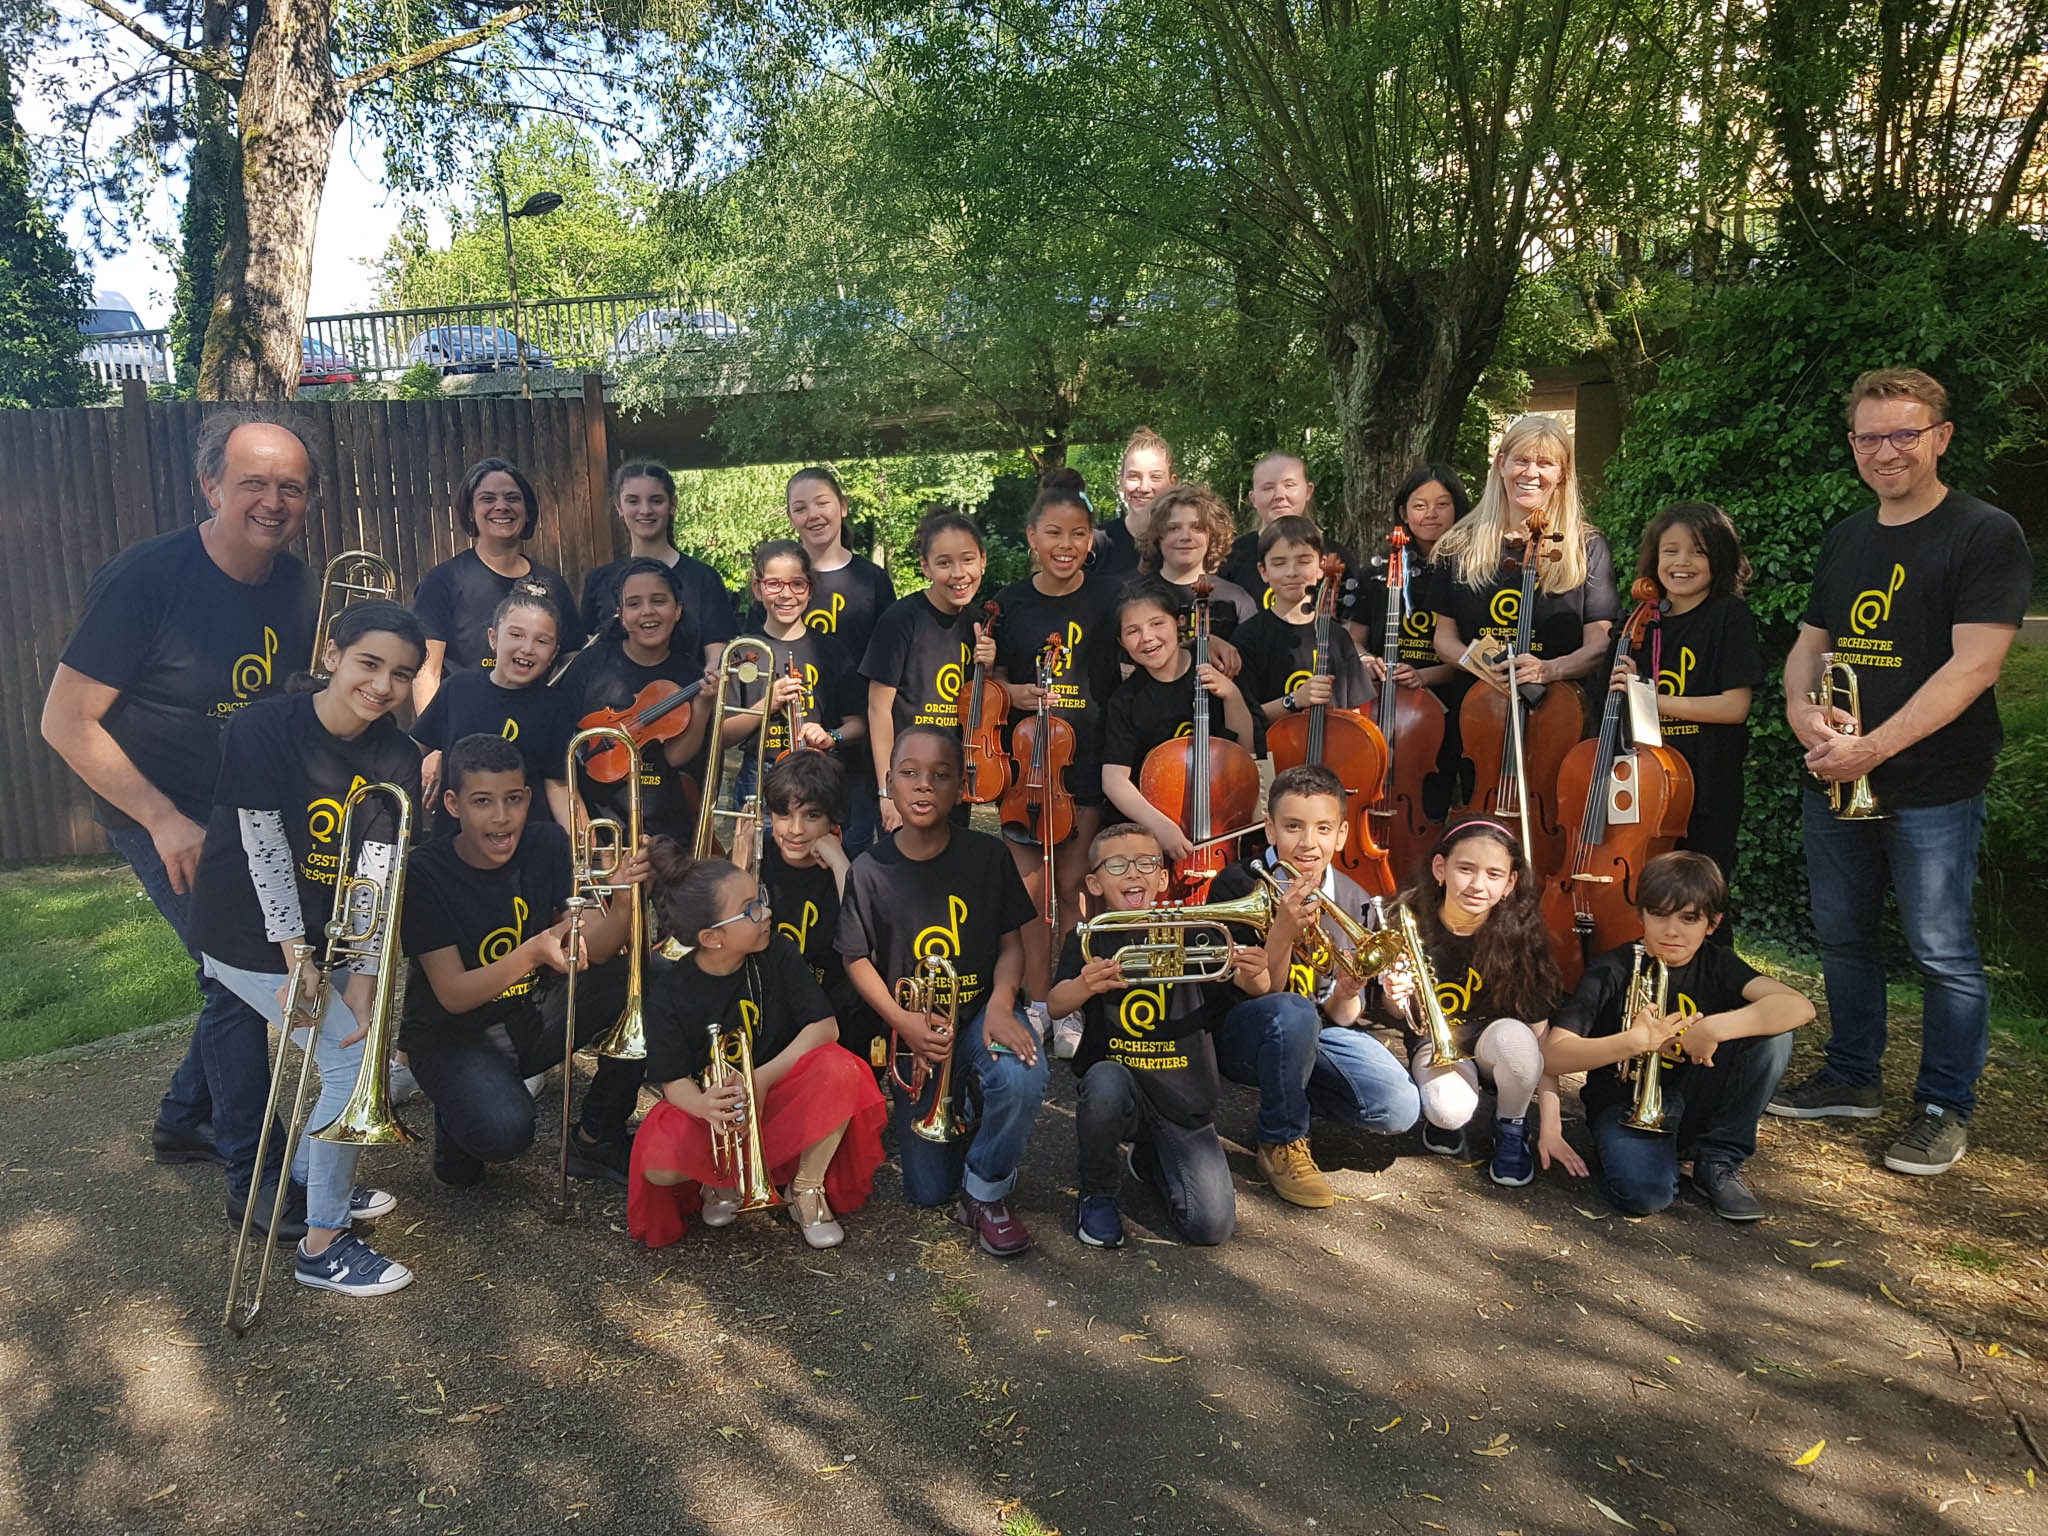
<box><xmin>300</xmin><ymin>337</ymin><xmax>360</xmax><ymax>386</ymax></box>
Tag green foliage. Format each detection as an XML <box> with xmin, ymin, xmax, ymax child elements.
<box><xmin>1593</xmin><ymin>226</ymin><xmax>2048</xmax><ymax>942</ymax></box>
<box><xmin>169</xmin><ymin>94</ymin><xmax>236</xmax><ymax>393</ymax></box>
<box><xmin>392</xmin><ymin>362</ymin><xmax>447</xmax><ymax>401</ymax></box>
<box><xmin>0</xmin><ymin>53</ymin><xmax>92</xmax><ymax>410</ymax></box>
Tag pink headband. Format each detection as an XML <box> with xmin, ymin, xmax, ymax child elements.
<box><xmin>1437</xmin><ymin>819</ymin><xmax>1519</xmax><ymax>852</ymax></box>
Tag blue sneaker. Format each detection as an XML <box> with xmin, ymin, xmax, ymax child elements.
<box><xmin>1074</xmin><ymin>1194</ymin><xmax>1126</xmax><ymax>1249</ymax></box>
<box><xmin>1489</xmin><ymin>1115</ymin><xmax>1535</xmax><ymax>1188</ymax></box>
<box><xmin>349</xmin><ymin>1187</ymin><xmax>397</xmax><ymax>1223</ymax></box>
<box><xmin>1421</xmin><ymin>1120</ymin><xmax>1469</xmax><ymax>1158</ymax></box>
<box><xmin>294</xmin><ymin>1232</ymin><xmax>414</xmax><ymax>1297</ymax></box>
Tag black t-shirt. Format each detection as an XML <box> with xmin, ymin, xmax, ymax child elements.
<box><xmin>1092</xmin><ymin>517</ymin><xmax>1140</xmax><ymax>582</ymax></box>
<box><xmin>1357</xmin><ymin>559</ymin><xmax>1449</xmax><ymax>673</ymax></box>
<box><xmin>190</xmin><ymin>692</ymin><xmax>421</xmax><ymax>974</ymax></box>
<box><xmin>1099</xmin><ymin>663</ymin><xmax>1259</xmax><ymax>771</ymax></box>
<box><xmin>581</xmin><ymin>552</ymin><xmax>740</xmax><ymax>657</ymax></box>
<box><xmin>643</xmin><ymin>935</ymin><xmax>834</xmax><ymax>1087</ymax></box>
<box><xmin>859</xmin><ymin>591</ymin><xmax>981</xmax><ymax>737</ymax></box>
<box><xmin>1159</xmin><ymin>575</ymin><xmax>1257</xmax><ymax>644</ymax></box>
<box><xmin>556</xmin><ymin>639</ymin><xmax>705</xmax><ymax>839</ymax></box>
<box><xmin>409</xmin><ymin>667</ymin><xmax>573</xmax><ymax>831</ymax></box>
<box><xmin>1207</xmin><ymin>857</ymin><xmax>1375</xmax><ymax>1007</ymax></box>
<box><xmin>1635</xmin><ymin>596</ymin><xmax>1763</xmax><ymax>850</ymax></box>
<box><xmin>413</xmin><ymin>550</ymin><xmax>585</xmax><ymax>677</ymax></box>
<box><xmin>762</xmin><ymin>840</ymin><xmax>849</xmax><ymax>1010</ymax></box>
<box><xmin>732</xmin><ymin>629</ymin><xmax>864</xmax><ymax>759</ymax></box>
<box><xmin>1439</xmin><ymin>534</ymin><xmax>1621</xmax><ymax>661</ymax></box>
<box><xmin>1800</xmin><ymin>492</ymin><xmax>2032</xmax><ymax>807</ymax></box>
<box><xmin>1552</xmin><ymin>940</ymin><xmax>1761</xmax><ymax>1120</ymax></box>
<box><xmin>744</xmin><ymin>554</ymin><xmax>898</xmax><ymax>667</ymax></box>
<box><xmin>60</xmin><ymin>526</ymin><xmax>317</xmax><ymax>830</ymax></box>
<box><xmin>1058</xmin><ymin>929</ymin><xmax>1225</xmax><ymax>1129</ymax></box>
<box><xmin>398</xmin><ymin>821</ymin><xmax>572</xmax><ymax>1045</ymax></box>
<box><xmin>1233</xmin><ymin>608</ymin><xmax>1371</xmax><ymax>712</ymax></box>
<box><xmin>990</xmin><ymin>573</ymin><xmax>1124</xmax><ymax>768</ymax></box>
<box><xmin>836</xmin><ymin>827</ymin><xmax>1035</xmax><ymax>1015</ymax></box>
<box><xmin>1219</xmin><ymin>529</ymin><xmax>1366</xmax><ymax>627</ymax></box>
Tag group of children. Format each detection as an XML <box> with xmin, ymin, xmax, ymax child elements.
<box><xmin>189</xmin><ymin>422</ymin><xmax>1809</xmax><ymax>1306</ymax></box>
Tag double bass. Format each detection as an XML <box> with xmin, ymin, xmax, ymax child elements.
<box><xmin>1140</xmin><ymin>579</ymin><xmax>1261</xmax><ymax>899</ymax></box>
<box><xmin>961</xmin><ymin>600</ymin><xmax>1012</xmax><ymax>804</ymax></box>
<box><xmin>1456</xmin><ymin>509</ymin><xmax>1580</xmax><ymax>876</ymax></box>
<box><xmin>1266</xmin><ymin>553</ymin><xmax>1393</xmax><ymax>896</ymax></box>
<box><xmin>1539</xmin><ymin>580</ymin><xmax>1695</xmax><ymax>988</ymax></box>
<box><xmin>1366</xmin><ymin>527</ymin><xmax>1447</xmax><ymax>887</ymax></box>
<box><xmin>999</xmin><ymin>634</ymin><xmax>1077</xmax><ymax>935</ymax></box>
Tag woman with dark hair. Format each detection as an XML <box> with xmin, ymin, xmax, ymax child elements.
<box><xmin>578</xmin><ymin>458</ymin><xmax>740</xmax><ymax>665</ymax></box>
<box><xmin>411</xmin><ymin>457</ymin><xmax>584</xmax><ymax>712</ymax></box>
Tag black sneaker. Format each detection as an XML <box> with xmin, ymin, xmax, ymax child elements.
<box><xmin>225</xmin><ymin>1179</ymin><xmax>309</xmax><ymax>1245</ymax></box>
<box><xmin>565</xmin><ymin>1129</ymin><xmax>632</xmax><ymax>1186</ymax></box>
<box><xmin>1692</xmin><ymin>1161</ymin><xmax>1765</xmax><ymax>1221</ymax></box>
<box><xmin>1074</xmin><ymin>1194</ymin><xmax>1126</xmax><ymax>1249</ymax></box>
<box><xmin>1883</xmin><ymin>1104</ymin><xmax>1968</xmax><ymax>1176</ymax></box>
<box><xmin>1766</xmin><ymin>1071</ymin><xmax>1882</xmax><ymax>1120</ymax></box>
<box><xmin>152</xmin><ymin>1120</ymin><xmax>223</xmax><ymax>1166</ymax></box>
<box><xmin>1421</xmin><ymin>1120</ymin><xmax>1469</xmax><ymax>1158</ymax></box>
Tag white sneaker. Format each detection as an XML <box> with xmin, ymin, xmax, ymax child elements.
<box><xmin>386</xmin><ymin>1057</ymin><xmax>421</xmax><ymax>1104</ymax></box>
<box><xmin>1051</xmin><ymin>1010</ymin><xmax>1083</xmax><ymax>1060</ymax></box>
<box><xmin>523</xmin><ymin>1071</ymin><xmax>549</xmax><ymax>1099</ymax></box>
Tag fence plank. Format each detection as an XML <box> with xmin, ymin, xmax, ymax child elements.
<box><xmin>0</xmin><ymin>416</ymin><xmax>39</xmax><ymax>857</ymax></box>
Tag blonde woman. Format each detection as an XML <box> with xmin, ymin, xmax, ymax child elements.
<box><xmin>1092</xmin><ymin>426</ymin><xmax>1179</xmax><ymax>581</ymax></box>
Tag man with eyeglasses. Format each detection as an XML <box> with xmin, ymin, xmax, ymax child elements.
<box><xmin>1769</xmin><ymin>368</ymin><xmax>2032</xmax><ymax>1176</ymax></box>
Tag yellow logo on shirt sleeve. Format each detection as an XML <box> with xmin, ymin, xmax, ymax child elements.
<box><xmin>805</xmin><ymin>592</ymin><xmax>846</xmax><ymax>634</ymax></box>
<box><xmin>1850</xmin><ymin>564</ymin><xmax>1905</xmax><ymax>635</ymax></box>
<box><xmin>231</xmin><ymin>626</ymin><xmax>279</xmax><ymax>700</ymax></box>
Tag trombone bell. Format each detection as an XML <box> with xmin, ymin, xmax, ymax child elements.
<box><xmin>311</xmin><ymin>550</ymin><xmax>399</xmax><ymax>675</ymax></box>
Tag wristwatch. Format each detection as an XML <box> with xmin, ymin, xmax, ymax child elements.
<box><xmin>1283</xmin><ymin>693</ymin><xmax>1304</xmax><ymax>713</ymax></box>
<box><xmin>828</xmin><ymin>727</ymin><xmax>844</xmax><ymax>746</ymax></box>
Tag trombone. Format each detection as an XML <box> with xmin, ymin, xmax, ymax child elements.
<box><xmin>1808</xmin><ymin>652</ymin><xmax>1885</xmax><ymax>820</ymax></box>
<box><xmin>310</xmin><ymin>550</ymin><xmax>399</xmax><ymax>675</ymax></box>
<box><xmin>692</xmin><ymin>639</ymin><xmax>779</xmax><ymax>875</ymax></box>
<box><xmin>704</xmin><ymin>973</ymin><xmax>783</xmax><ymax>1212</ymax></box>
<box><xmin>224</xmin><ymin>781</ymin><xmax>413</xmax><ymax>1336</ymax></box>
<box><xmin>566</xmin><ymin>724</ymin><xmax>647</xmax><ymax>1063</ymax></box>
<box><xmin>1618</xmin><ymin>942</ymin><xmax>1675</xmax><ymax>1133</ymax></box>
<box><xmin>893</xmin><ymin>954</ymin><xmax>968</xmax><ymax>1142</ymax></box>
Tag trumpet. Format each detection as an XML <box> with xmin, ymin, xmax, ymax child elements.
<box><xmin>704</xmin><ymin>978</ymin><xmax>784</xmax><ymax>1212</ymax></box>
<box><xmin>693</xmin><ymin>639</ymin><xmax>779</xmax><ymax>874</ymax></box>
<box><xmin>893</xmin><ymin>954</ymin><xmax>968</xmax><ymax>1142</ymax></box>
<box><xmin>1270</xmin><ymin>862</ymin><xmax>1407</xmax><ymax>982</ymax></box>
<box><xmin>224</xmin><ymin>781</ymin><xmax>413</xmax><ymax>1336</ymax></box>
<box><xmin>566</xmin><ymin>724</ymin><xmax>647</xmax><ymax>1062</ymax></box>
<box><xmin>310</xmin><ymin>550</ymin><xmax>399</xmax><ymax>675</ymax></box>
<box><xmin>1078</xmin><ymin>882</ymin><xmax>1280</xmax><ymax>984</ymax></box>
<box><xmin>1618</xmin><ymin>942</ymin><xmax>1675</xmax><ymax>1133</ymax></box>
<box><xmin>1808</xmin><ymin>653</ymin><xmax>1885</xmax><ymax>820</ymax></box>
<box><xmin>1385</xmin><ymin>902</ymin><xmax>1472</xmax><ymax>1068</ymax></box>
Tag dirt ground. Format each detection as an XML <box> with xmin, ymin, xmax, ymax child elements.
<box><xmin>1</xmin><ymin>1016</ymin><xmax>2044</xmax><ymax>1536</ymax></box>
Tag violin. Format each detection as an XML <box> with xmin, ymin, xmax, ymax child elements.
<box><xmin>1539</xmin><ymin>579</ymin><xmax>1696</xmax><ymax>988</ymax></box>
<box><xmin>1266</xmin><ymin>554</ymin><xmax>1394</xmax><ymax>896</ymax></box>
<box><xmin>961</xmin><ymin>599</ymin><xmax>1012</xmax><ymax>804</ymax></box>
<box><xmin>1365</xmin><ymin>528</ymin><xmax>1448</xmax><ymax>888</ymax></box>
<box><xmin>577</xmin><ymin>674</ymin><xmax>710</xmax><ymax>783</ymax></box>
<box><xmin>1454</xmin><ymin>508</ymin><xmax>1581</xmax><ymax>877</ymax></box>
<box><xmin>999</xmin><ymin>633</ymin><xmax>1077</xmax><ymax>934</ymax></box>
<box><xmin>1139</xmin><ymin>578</ymin><xmax>1261</xmax><ymax>898</ymax></box>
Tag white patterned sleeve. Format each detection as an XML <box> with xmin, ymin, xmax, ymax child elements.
<box><xmin>237</xmin><ymin>808</ymin><xmax>304</xmax><ymax>943</ymax></box>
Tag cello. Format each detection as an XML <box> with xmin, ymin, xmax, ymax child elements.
<box><xmin>999</xmin><ymin>633</ymin><xmax>1077</xmax><ymax>936</ymax></box>
<box><xmin>1539</xmin><ymin>580</ymin><xmax>1695</xmax><ymax>988</ymax></box>
<box><xmin>1140</xmin><ymin>579</ymin><xmax>1261</xmax><ymax>900</ymax></box>
<box><xmin>1455</xmin><ymin>508</ymin><xmax>1580</xmax><ymax>877</ymax></box>
<box><xmin>961</xmin><ymin>600</ymin><xmax>1012</xmax><ymax>804</ymax></box>
<box><xmin>1366</xmin><ymin>527</ymin><xmax>1447</xmax><ymax>887</ymax></box>
<box><xmin>1267</xmin><ymin>553</ymin><xmax>1394</xmax><ymax>896</ymax></box>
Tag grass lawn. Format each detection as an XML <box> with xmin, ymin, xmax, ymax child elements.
<box><xmin>0</xmin><ymin>857</ymin><xmax>196</xmax><ymax>1063</ymax></box>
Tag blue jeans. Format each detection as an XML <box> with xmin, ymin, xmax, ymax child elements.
<box><xmin>1215</xmin><ymin>992</ymin><xmax>1420</xmax><ymax>1144</ymax></box>
<box><xmin>893</xmin><ymin>1003</ymin><xmax>1049</xmax><ymax>1205</ymax></box>
<box><xmin>1802</xmin><ymin>792</ymin><xmax>1990</xmax><ymax>1116</ymax></box>
<box><xmin>107</xmin><ymin>823</ymin><xmax>283</xmax><ymax>1199</ymax></box>
<box><xmin>1075</xmin><ymin>1060</ymin><xmax>1235</xmax><ymax>1245</ymax></box>
<box><xmin>1594</xmin><ymin>1030</ymin><xmax>1795</xmax><ymax>1215</ymax></box>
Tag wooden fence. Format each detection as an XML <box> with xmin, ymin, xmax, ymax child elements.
<box><xmin>0</xmin><ymin>379</ymin><xmax>620</xmax><ymax>862</ymax></box>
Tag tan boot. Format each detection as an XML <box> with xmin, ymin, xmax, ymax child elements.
<box><xmin>1258</xmin><ymin>1138</ymin><xmax>1335</xmax><ymax>1208</ymax></box>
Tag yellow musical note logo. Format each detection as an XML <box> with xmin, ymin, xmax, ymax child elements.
<box><xmin>1402</xmin><ymin>608</ymin><xmax>1435</xmax><ymax>643</ymax></box>
<box><xmin>501</xmin><ymin>718</ymin><xmax>520</xmax><ymax>742</ymax></box>
<box><xmin>1262</xmin><ymin>587</ymin><xmax>1277</xmax><ymax>611</ymax></box>
<box><xmin>778</xmin><ymin>900</ymin><xmax>819</xmax><ymax>952</ymax></box>
<box><xmin>1435</xmin><ymin>965</ymin><xmax>1484</xmax><ymax>1022</ymax></box>
<box><xmin>1657</xmin><ymin>647</ymin><xmax>1696</xmax><ymax>697</ymax></box>
<box><xmin>479</xmin><ymin>896</ymin><xmax>530</xmax><ymax>964</ymax></box>
<box><xmin>1118</xmin><ymin>984</ymin><xmax>1167</xmax><ymax>1034</ymax></box>
<box><xmin>231</xmin><ymin>626</ymin><xmax>279</xmax><ymax>701</ymax></box>
<box><xmin>1289</xmin><ymin>960</ymin><xmax>1317</xmax><ymax>998</ymax></box>
<box><xmin>805</xmin><ymin>591</ymin><xmax>847</xmax><ymax>635</ymax></box>
<box><xmin>914</xmin><ymin>895</ymin><xmax>967</xmax><ymax>960</ymax></box>
<box><xmin>305</xmin><ymin>775</ymin><xmax>370</xmax><ymax>844</ymax></box>
<box><xmin>934</xmin><ymin>646</ymin><xmax>967</xmax><ymax>705</ymax></box>
<box><xmin>1850</xmin><ymin>564</ymin><xmax>1905</xmax><ymax>636</ymax></box>
<box><xmin>718</xmin><ymin>998</ymin><xmax>763</xmax><ymax>1066</ymax></box>
<box><xmin>1489</xmin><ymin>590</ymin><xmax>1520</xmax><ymax>628</ymax></box>
<box><xmin>1284</xmin><ymin>668</ymin><xmax>1313</xmax><ymax>698</ymax></box>
<box><xmin>1173</xmin><ymin>721</ymin><xmax>1194</xmax><ymax>739</ymax></box>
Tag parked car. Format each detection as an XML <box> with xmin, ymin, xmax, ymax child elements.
<box><xmin>405</xmin><ymin>325</ymin><xmax>552</xmax><ymax>375</ymax></box>
<box><xmin>610</xmin><ymin>307</ymin><xmax>745</xmax><ymax>361</ymax></box>
<box><xmin>78</xmin><ymin>291</ymin><xmax>170</xmax><ymax>385</ymax></box>
<box><xmin>299</xmin><ymin>336</ymin><xmax>360</xmax><ymax>386</ymax></box>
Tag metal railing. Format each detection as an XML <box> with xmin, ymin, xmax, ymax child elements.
<box><xmin>80</xmin><ymin>329</ymin><xmax>174</xmax><ymax>388</ymax></box>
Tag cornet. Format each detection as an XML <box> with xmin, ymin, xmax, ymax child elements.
<box><xmin>1078</xmin><ymin>882</ymin><xmax>1279</xmax><ymax>984</ymax></box>
<box><xmin>1618</xmin><ymin>942</ymin><xmax>1675</xmax><ymax>1133</ymax></box>
<box><xmin>893</xmin><ymin>954</ymin><xmax>968</xmax><ymax>1142</ymax></box>
<box><xmin>693</xmin><ymin>639</ymin><xmax>779</xmax><ymax>874</ymax></box>
<box><xmin>310</xmin><ymin>550</ymin><xmax>399</xmax><ymax>675</ymax></box>
<box><xmin>704</xmin><ymin>971</ymin><xmax>783</xmax><ymax>1212</ymax></box>
<box><xmin>1269</xmin><ymin>861</ymin><xmax>1406</xmax><ymax>982</ymax></box>
<box><xmin>1384</xmin><ymin>902</ymin><xmax>1472</xmax><ymax>1069</ymax></box>
<box><xmin>223</xmin><ymin>781</ymin><xmax>413</xmax><ymax>1336</ymax></box>
<box><xmin>1808</xmin><ymin>653</ymin><xmax>1885</xmax><ymax>820</ymax></box>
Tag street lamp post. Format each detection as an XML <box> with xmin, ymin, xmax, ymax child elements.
<box><xmin>494</xmin><ymin>173</ymin><xmax>564</xmax><ymax>400</ymax></box>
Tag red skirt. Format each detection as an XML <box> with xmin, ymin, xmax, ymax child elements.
<box><xmin>627</xmin><ymin>1042</ymin><xmax>888</xmax><ymax>1248</ymax></box>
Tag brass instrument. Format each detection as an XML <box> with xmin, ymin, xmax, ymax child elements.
<box><xmin>1618</xmin><ymin>942</ymin><xmax>1675</xmax><ymax>1133</ymax></box>
<box><xmin>1808</xmin><ymin>653</ymin><xmax>1885</xmax><ymax>820</ymax></box>
<box><xmin>692</xmin><ymin>639</ymin><xmax>779</xmax><ymax>874</ymax></box>
<box><xmin>703</xmin><ymin>973</ymin><xmax>784</xmax><ymax>1212</ymax></box>
<box><xmin>567</xmin><ymin>724</ymin><xmax>647</xmax><ymax>1061</ymax></box>
<box><xmin>224</xmin><ymin>780</ymin><xmax>413</xmax><ymax>1336</ymax></box>
<box><xmin>1270</xmin><ymin>862</ymin><xmax>1407</xmax><ymax>982</ymax></box>
<box><xmin>310</xmin><ymin>550</ymin><xmax>399</xmax><ymax>674</ymax></box>
<box><xmin>892</xmin><ymin>954</ymin><xmax>967</xmax><ymax>1142</ymax></box>
<box><xmin>1078</xmin><ymin>882</ymin><xmax>1280</xmax><ymax>984</ymax></box>
<box><xmin>1388</xmin><ymin>902</ymin><xmax>1472</xmax><ymax>1068</ymax></box>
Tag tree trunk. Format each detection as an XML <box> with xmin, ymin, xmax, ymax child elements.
<box><xmin>197</xmin><ymin>0</ymin><xmax>343</xmax><ymax>400</ymax></box>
